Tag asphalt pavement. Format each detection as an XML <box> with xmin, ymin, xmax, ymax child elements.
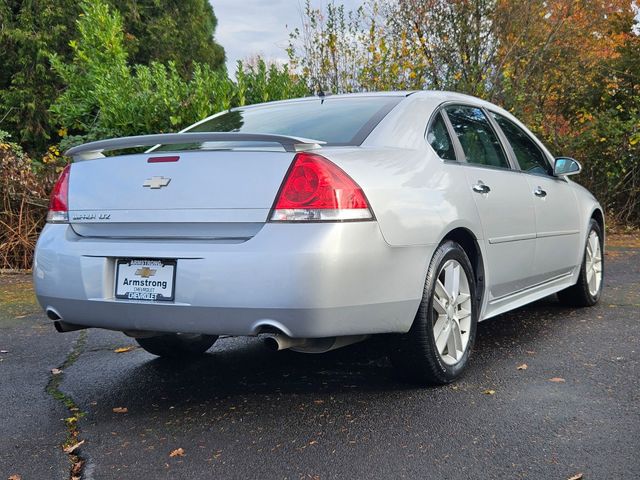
<box><xmin>1</xmin><ymin>240</ymin><xmax>638</xmax><ymax>479</ymax></box>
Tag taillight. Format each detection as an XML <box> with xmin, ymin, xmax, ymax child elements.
<box><xmin>270</xmin><ymin>152</ymin><xmax>373</xmax><ymax>222</ymax></box>
<box><xmin>47</xmin><ymin>164</ymin><xmax>71</xmax><ymax>223</ymax></box>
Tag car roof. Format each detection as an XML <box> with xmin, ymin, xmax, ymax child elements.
<box><xmin>237</xmin><ymin>90</ymin><xmax>499</xmax><ymax>110</ymax></box>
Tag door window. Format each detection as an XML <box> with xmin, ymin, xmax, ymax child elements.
<box><xmin>426</xmin><ymin>112</ymin><xmax>456</xmax><ymax>161</ymax></box>
<box><xmin>445</xmin><ymin>106</ymin><xmax>510</xmax><ymax>169</ymax></box>
<box><xmin>490</xmin><ymin>112</ymin><xmax>552</xmax><ymax>176</ymax></box>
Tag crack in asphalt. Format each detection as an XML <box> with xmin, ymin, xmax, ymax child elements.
<box><xmin>45</xmin><ymin>330</ymin><xmax>89</xmax><ymax>480</ymax></box>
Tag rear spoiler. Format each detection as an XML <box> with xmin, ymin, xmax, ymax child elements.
<box><xmin>64</xmin><ymin>133</ymin><xmax>326</xmax><ymax>161</ymax></box>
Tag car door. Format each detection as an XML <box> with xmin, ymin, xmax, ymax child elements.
<box><xmin>443</xmin><ymin>105</ymin><xmax>537</xmax><ymax>301</ymax></box>
<box><xmin>489</xmin><ymin>112</ymin><xmax>582</xmax><ymax>283</ymax></box>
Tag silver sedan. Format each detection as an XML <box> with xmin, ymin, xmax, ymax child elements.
<box><xmin>34</xmin><ymin>91</ymin><xmax>604</xmax><ymax>385</ymax></box>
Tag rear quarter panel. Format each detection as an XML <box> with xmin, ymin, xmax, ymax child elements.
<box><xmin>321</xmin><ymin>95</ymin><xmax>484</xmax><ymax>248</ymax></box>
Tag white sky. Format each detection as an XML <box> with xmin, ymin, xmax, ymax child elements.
<box><xmin>211</xmin><ymin>0</ymin><xmax>361</xmax><ymax>73</ymax></box>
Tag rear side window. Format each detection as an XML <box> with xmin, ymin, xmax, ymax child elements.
<box><xmin>445</xmin><ymin>105</ymin><xmax>510</xmax><ymax>169</ymax></box>
<box><xmin>182</xmin><ymin>97</ymin><xmax>401</xmax><ymax>146</ymax></box>
<box><xmin>427</xmin><ymin>112</ymin><xmax>456</xmax><ymax>161</ymax></box>
<box><xmin>491</xmin><ymin>112</ymin><xmax>552</xmax><ymax>176</ymax></box>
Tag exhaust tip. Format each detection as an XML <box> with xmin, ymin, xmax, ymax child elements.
<box><xmin>263</xmin><ymin>336</ymin><xmax>280</xmax><ymax>352</ymax></box>
<box><xmin>46</xmin><ymin>308</ymin><xmax>61</xmax><ymax>321</ymax></box>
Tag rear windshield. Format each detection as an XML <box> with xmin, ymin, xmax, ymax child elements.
<box><xmin>181</xmin><ymin>96</ymin><xmax>401</xmax><ymax>146</ymax></box>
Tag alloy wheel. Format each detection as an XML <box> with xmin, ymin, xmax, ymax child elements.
<box><xmin>432</xmin><ymin>259</ymin><xmax>473</xmax><ymax>365</ymax></box>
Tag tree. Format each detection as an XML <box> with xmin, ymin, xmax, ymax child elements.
<box><xmin>288</xmin><ymin>0</ymin><xmax>640</xmax><ymax>225</ymax></box>
<box><xmin>110</xmin><ymin>0</ymin><xmax>225</xmax><ymax>74</ymax></box>
<box><xmin>0</xmin><ymin>0</ymin><xmax>82</xmax><ymax>155</ymax></box>
<box><xmin>0</xmin><ymin>0</ymin><xmax>225</xmax><ymax>155</ymax></box>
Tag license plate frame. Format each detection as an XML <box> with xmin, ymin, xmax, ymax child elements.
<box><xmin>114</xmin><ymin>258</ymin><xmax>176</xmax><ymax>302</ymax></box>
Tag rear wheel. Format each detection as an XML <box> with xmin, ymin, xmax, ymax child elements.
<box><xmin>558</xmin><ymin>219</ymin><xmax>603</xmax><ymax>307</ymax></box>
<box><xmin>136</xmin><ymin>333</ymin><xmax>218</xmax><ymax>358</ymax></box>
<box><xmin>390</xmin><ymin>241</ymin><xmax>478</xmax><ymax>385</ymax></box>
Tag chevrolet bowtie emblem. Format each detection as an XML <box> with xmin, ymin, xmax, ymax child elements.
<box><xmin>135</xmin><ymin>267</ymin><xmax>157</xmax><ymax>278</ymax></box>
<box><xmin>143</xmin><ymin>176</ymin><xmax>171</xmax><ymax>189</ymax></box>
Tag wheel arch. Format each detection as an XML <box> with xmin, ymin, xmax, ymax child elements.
<box><xmin>441</xmin><ymin>227</ymin><xmax>486</xmax><ymax>311</ymax></box>
<box><xmin>591</xmin><ymin>208</ymin><xmax>605</xmax><ymax>246</ymax></box>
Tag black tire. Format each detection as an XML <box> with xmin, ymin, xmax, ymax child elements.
<box><xmin>557</xmin><ymin>219</ymin><xmax>604</xmax><ymax>307</ymax></box>
<box><xmin>390</xmin><ymin>240</ymin><xmax>478</xmax><ymax>385</ymax></box>
<box><xmin>136</xmin><ymin>333</ymin><xmax>218</xmax><ymax>358</ymax></box>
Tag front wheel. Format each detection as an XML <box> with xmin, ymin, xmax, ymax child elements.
<box><xmin>390</xmin><ymin>240</ymin><xmax>478</xmax><ymax>385</ymax></box>
<box><xmin>558</xmin><ymin>219</ymin><xmax>604</xmax><ymax>307</ymax></box>
<box><xmin>136</xmin><ymin>333</ymin><xmax>218</xmax><ymax>358</ymax></box>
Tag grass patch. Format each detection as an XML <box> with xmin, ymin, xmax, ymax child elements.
<box><xmin>0</xmin><ymin>275</ymin><xmax>39</xmax><ymax>319</ymax></box>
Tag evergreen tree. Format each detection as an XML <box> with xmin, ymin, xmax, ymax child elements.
<box><xmin>112</xmin><ymin>0</ymin><xmax>225</xmax><ymax>74</ymax></box>
<box><xmin>0</xmin><ymin>0</ymin><xmax>225</xmax><ymax>155</ymax></box>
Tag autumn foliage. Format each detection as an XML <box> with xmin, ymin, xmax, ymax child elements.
<box><xmin>288</xmin><ymin>0</ymin><xmax>640</xmax><ymax>223</ymax></box>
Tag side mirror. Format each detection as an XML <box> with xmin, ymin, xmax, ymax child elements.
<box><xmin>554</xmin><ymin>157</ymin><xmax>581</xmax><ymax>176</ymax></box>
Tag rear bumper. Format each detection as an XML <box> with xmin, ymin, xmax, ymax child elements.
<box><xmin>34</xmin><ymin>222</ymin><xmax>431</xmax><ymax>338</ymax></box>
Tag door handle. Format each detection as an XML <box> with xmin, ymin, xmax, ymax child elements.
<box><xmin>533</xmin><ymin>187</ymin><xmax>547</xmax><ymax>197</ymax></box>
<box><xmin>472</xmin><ymin>182</ymin><xmax>491</xmax><ymax>194</ymax></box>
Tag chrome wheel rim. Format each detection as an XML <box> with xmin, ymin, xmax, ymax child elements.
<box><xmin>586</xmin><ymin>230</ymin><xmax>603</xmax><ymax>297</ymax></box>
<box><xmin>432</xmin><ymin>259</ymin><xmax>472</xmax><ymax>366</ymax></box>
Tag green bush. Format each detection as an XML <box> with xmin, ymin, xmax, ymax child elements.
<box><xmin>49</xmin><ymin>0</ymin><xmax>308</xmax><ymax>151</ymax></box>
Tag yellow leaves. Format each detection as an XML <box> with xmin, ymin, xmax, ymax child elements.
<box><xmin>576</xmin><ymin>111</ymin><xmax>594</xmax><ymax>124</ymax></box>
<box><xmin>42</xmin><ymin>144</ymin><xmax>64</xmax><ymax>165</ymax></box>
<box><xmin>113</xmin><ymin>346</ymin><xmax>135</xmax><ymax>353</ymax></box>
<box><xmin>169</xmin><ymin>448</ymin><xmax>186</xmax><ymax>457</ymax></box>
<box><xmin>630</xmin><ymin>133</ymin><xmax>640</xmax><ymax>146</ymax></box>
<box><xmin>112</xmin><ymin>407</ymin><xmax>128</xmax><ymax>413</ymax></box>
<box><xmin>483</xmin><ymin>389</ymin><xmax>496</xmax><ymax>395</ymax></box>
<box><xmin>58</xmin><ymin>127</ymin><xmax>68</xmax><ymax>137</ymax></box>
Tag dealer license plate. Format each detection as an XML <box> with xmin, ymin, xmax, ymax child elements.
<box><xmin>115</xmin><ymin>259</ymin><xmax>176</xmax><ymax>302</ymax></box>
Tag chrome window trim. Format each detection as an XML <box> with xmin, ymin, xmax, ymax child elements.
<box><xmin>424</xmin><ymin>108</ymin><xmax>460</xmax><ymax>162</ymax></box>
<box><xmin>439</xmin><ymin>103</ymin><xmax>515</xmax><ymax>171</ymax></box>
<box><xmin>486</xmin><ymin>109</ymin><xmax>555</xmax><ymax>178</ymax></box>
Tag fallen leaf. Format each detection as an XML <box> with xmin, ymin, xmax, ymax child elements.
<box><xmin>112</xmin><ymin>407</ymin><xmax>128</xmax><ymax>413</ymax></box>
<box><xmin>525</xmin><ymin>350</ymin><xmax>536</xmax><ymax>355</ymax></box>
<box><xmin>114</xmin><ymin>346</ymin><xmax>135</xmax><ymax>353</ymax></box>
<box><xmin>8</xmin><ymin>475</ymin><xmax>21</xmax><ymax>480</ymax></box>
<box><xmin>567</xmin><ymin>473</ymin><xmax>583</xmax><ymax>480</ymax></box>
<box><xmin>63</xmin><ymin>440</ymin><xmax>85</xmax><ymax>454</ymax></box>
<box><xmin>70</xmin><ymin>459</ymin><xmax>84</xmax><ymax>476</ymax></box>
<box><xmin>483</xmin><ymin>389</ymin><xmax>496</xmax><ymax>395</ymax></box>
<box><xmin>549</xmin><ymin>377</ymin><xmax>566</xmax><ymax>383</ymax></box>
<box><xmin>313</xmin><ymin>400</ymin><xmax>324</xmax><ymax>404</ymax></box>
<box><xmin>517</xmin><ymin>363</ymin><xmax>528</xmax><ymax>370</ymax></box>
<box><xmin>169</xmin><ymin>448</ymin><xmax>185</xmax><ymax>457</ymax></box>
<box><xmin>51</xmin><ymin>368</ymin><xmax>63</xmax><ymax>375</ymax></box>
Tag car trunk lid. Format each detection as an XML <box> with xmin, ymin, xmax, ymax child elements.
<box><xmin>67</xmin><ymin>150</ymin><xmax>295</xmax><ymax>240</ymax></box>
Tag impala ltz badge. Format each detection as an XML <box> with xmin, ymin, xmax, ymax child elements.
<box><xmin>143</xmin><ymin>176</ymin><xmax>171</xmax><ymax>189</ymax></box>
